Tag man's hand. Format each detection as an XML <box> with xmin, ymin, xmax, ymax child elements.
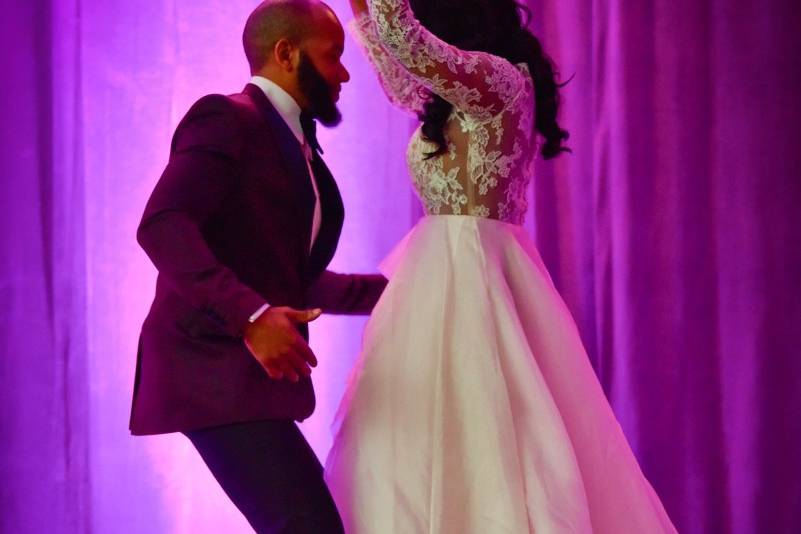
<box><xmin>243</xmin><ymin>306</ymin><xmax>322</xmax><ymax>382</ymax></box>
<box><xmin>350</xmin><ymin>0</ymin><xmax>369</xmax><ymax>16</ymax></box>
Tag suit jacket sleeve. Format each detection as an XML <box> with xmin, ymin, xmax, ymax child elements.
<box><xmin>305</xmin><ymin>270</ymin><xmax>388</xmax><ymax>315</ymax></box>
<box><xmin>137</xmin><ymin>94</ymin><xmax>266</xmax><ymax>337</ymax></box>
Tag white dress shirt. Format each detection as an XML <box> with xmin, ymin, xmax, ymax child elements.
<box><xmin>247</xmin><ymin>76</ymin><xmax>323</xmax><ymax>323</ymax></box>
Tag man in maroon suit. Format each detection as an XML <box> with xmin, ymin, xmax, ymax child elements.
<box><xmin>129</xmin><ymin>1</ymin><xmax>386</xmax><ymax>531</ymax></box>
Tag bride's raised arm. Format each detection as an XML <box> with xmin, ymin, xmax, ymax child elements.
<box><xmin>364</xmin><ymin>0</ymin><xmax>525</xmax><ymax>121</ymax></box>
<box><xmin>348</xmin><ymin>11</ymin><xmax>427</xmax><ymax>115</ymax></box>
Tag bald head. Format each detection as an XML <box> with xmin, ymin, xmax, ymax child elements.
<box><xmin>243</xmin><ymin>0</ymin><xmax>337</xmax><ymax>74</ymax></box>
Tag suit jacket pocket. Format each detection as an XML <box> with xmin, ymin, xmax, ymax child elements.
<box><xmin>176</xmin><ymin>307</ymin><xmax>238</xmax><ymax>340</ymax></box>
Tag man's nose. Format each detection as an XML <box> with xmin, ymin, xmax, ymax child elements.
<box><xmin>340</xmin><ymin>65</ymin><xmax>351</xmax><ymax>83</ymax></box>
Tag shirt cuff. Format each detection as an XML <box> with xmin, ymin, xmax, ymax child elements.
<box><xmin>248</xmin><ymin>303</ymin><xmax>271</xmax><ymax>323</ymax></box>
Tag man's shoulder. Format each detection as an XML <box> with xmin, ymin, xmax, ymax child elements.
<box><xmin>169</xmin><ymin>90</ymin><xmax>262</xmax><ymax>157</ymax></box>
<box><xmin>183</xmin><ymin>90</ymin><xmax>258</xmax><ymax>124</ymax></box>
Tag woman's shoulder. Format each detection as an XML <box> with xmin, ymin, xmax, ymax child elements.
<box><xmin>473</xmin><ymin>54</ymin><xmax>533</xmax><ymax>112</ymax></box>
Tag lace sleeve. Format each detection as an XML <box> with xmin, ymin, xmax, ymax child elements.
<box><xmin>366</xmin><ymin>0</ymin><xmax>525</xmax><ymax>121</ymax></box>
<box><xmin>349</xmin><ymin>13</ymin><xmax>426</xmax><ymax>115</ymax></box>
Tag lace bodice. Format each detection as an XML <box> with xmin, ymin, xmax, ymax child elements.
<box><xmin>352</xmin><ymin>1</ymin><xmax>539</xmax><ymax>225</ymax></box>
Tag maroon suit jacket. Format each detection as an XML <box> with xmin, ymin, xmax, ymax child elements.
<box><xmin>130</xmin><ymin>84</ymin><xmax>386</xmax><ymax>436</ymax></box>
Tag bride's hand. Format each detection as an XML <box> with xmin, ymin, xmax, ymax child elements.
<box><xmin>350</xmin><ymin>0</ymin><xmax>369</xmax><ymax>15</ymax></box>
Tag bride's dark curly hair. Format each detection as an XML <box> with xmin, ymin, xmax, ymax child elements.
<box><xmin>408</xmin><ymin>0</ymin><xmax>570</xmax><ymax>160</ymax></box>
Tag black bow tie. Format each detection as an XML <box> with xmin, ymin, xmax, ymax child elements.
<box><xmin>299</xmin><ymin>112</ymin><xmax>323</xmax><ymax>155</ymax></box>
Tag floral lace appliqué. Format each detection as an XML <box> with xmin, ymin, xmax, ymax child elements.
<box><xmin>352</xmin><ymin>4</ymin><xmax>540</xmax><ymax>225</ymax></box>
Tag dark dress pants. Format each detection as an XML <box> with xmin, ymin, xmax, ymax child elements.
<box><xmin>184</xmin><ymin>420</ymin><xmax>345</xmax><ymax>534</ymax></box>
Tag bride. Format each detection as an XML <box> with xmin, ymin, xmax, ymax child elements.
<box><xmin>325</xmin><ymin>0</ymin><xmax>678</xmax><ymax>532</ymax></box>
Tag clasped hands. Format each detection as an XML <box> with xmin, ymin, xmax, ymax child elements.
<box><xmin>244</xmin><ymin>306</ymin><xmax>322</xmax><ymax>382</ymax></box>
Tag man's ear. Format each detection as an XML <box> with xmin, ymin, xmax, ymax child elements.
<box><xmin>273</xmin><ymin>38</ymin><xmax>300</xmax><ymax>72</ymax></box>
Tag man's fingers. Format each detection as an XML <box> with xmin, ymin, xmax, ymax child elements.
<box><xmin>264</xmin><ymin>351</ymin><xmax>311</xmax><ymax>382</ymax></box>
<box><xmin>295</xmin><ymin>339</ymin><xmax>318</xmax><ymax>368</ymax></box>
<box><xmin>255</xmin><ymin>328</ymin><xmax>317</xmax><ymax>381</ymax></box>
<box><xmin>285</xmin><ymin>308</ymin><xmax>323</xmax><ymax>324</ymax></box>
<box><xmin>279</xmin><ymin>361</ymin><xmax>300</xmax><ymax>383</ymax></box>
<box><xmin>286</xmin><ymin>351</ymin><xmax>312</xmax><ymax>379</ymax></box>
<box><xmin>265</xmin><ymin>365</ymin><xmax>283</xmax><ymax>380</ymax></box>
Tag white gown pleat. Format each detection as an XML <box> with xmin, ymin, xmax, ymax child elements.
<box><xmin>325</xmin><ymin>215</ymin><xmax>677</xmax><ymax>534</ymax></box>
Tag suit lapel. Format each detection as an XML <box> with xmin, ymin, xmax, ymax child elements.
<box><xmin>243</xmin><ymin>84</ymin><xmax>316</xmax><ymax>226</ymax></box>
<box><xmin>244</xmin><ymin>83</ymin><xmax>314</xmax><ymax>205</ymax></box>
<box><xmin>307</xmin><ymin>153</ymin><xmax>345</xmax><ymax>277</ymax></box>
<box><xmin>242</xmin><ymin>84</ymin><xmax>344</xmax><ymax>276</ymax></box>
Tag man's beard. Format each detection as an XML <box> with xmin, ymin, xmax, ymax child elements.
<box><xmin>297</xmin><ymin>52</ymin><xmax>342</xmax><ymax>127</ymax></box>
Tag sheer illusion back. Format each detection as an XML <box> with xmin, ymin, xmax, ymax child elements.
<box><xmin>352</xmin><ymin>1</ymin><xmax>538</xmax><ymax>225</ymax></box>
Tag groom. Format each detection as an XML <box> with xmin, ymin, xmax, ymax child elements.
<box><xmin>129</xmin><ymin>1</ymin><xmax>385</xmax><ymax>531</ymax></box>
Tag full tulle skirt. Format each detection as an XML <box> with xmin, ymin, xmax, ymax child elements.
<box><xmin>325</xmin><ymin>215</ymin><xmax>676</xmax><ymax>533</ymax></box>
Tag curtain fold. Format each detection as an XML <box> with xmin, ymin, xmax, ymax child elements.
<box><xmin>532</xmin><ymin>1</ymin><xmax>801</xmax><ymax>532</ymax></box>
<box><xmin>0</xmin><ymin>1</ymin><xmax>90</xmax><ymax>533</ymax></box>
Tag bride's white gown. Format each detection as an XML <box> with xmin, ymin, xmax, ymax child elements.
<box><xmin>325</xmin><ymin>3</ymin><xmax>678</xmax><ymax>533</ymax></box>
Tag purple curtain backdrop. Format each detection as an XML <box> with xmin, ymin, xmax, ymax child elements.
<box><xmin>1</xmin><ymin>0</ymin><xmax>91</xmax><ymax>532</ymax></box>
<box><xmin>530</xmin><ymin>1</ymin><xmax>801</xmax><ymax>532</ymax></box>
<box><xmin>1</xmin><ymin>0</ymin><xmax>799</xmax><ymax>533</ymax></box>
